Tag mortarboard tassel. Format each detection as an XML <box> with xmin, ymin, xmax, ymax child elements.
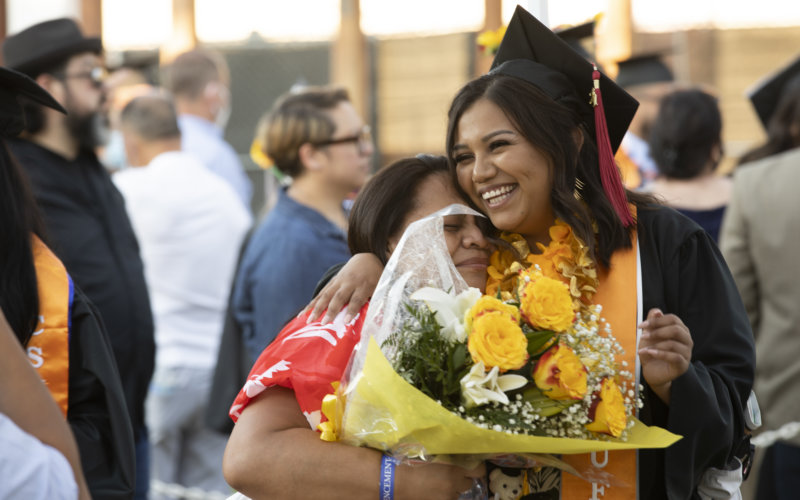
<box><xmin>591</xmin><ymin>65</ymin><xmax>634</xmax><ymax>227</ymax></box>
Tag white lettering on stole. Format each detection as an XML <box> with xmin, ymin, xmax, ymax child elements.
<box><xmin>31</xmin><ymin>315</ymin><xmax>45</xmax><ymax>336</ymax></box>
<box><xmin>27</xmin><ymin>346</ymin><xmax>44</xmax><ymax>368</ymax></box>
<box><xmin>590</xmin><ymin>451</ymin><xmax>609</xmax><ymax>499</ymax></box>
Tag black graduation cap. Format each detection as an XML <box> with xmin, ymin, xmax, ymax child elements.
<box><xmin>490</xmin><ymin>5</ymin><xmax>638</xmax><ymax>155</ymax></box>
<box><xmin>0</xmin><ymin>66</ymin><xmax>66</xmax><ymax>137</ymax></box>
<box><xmin>615</xmin><ymin>53</ymin><xmax>673</xmax><ymax>88</ymax></box>
<box><xmin>747</xmin><ymin>53</ymin><xmax>800</xmax><ymax>130</ymax></box>
<box><xmin>490</xmin><ymin>5</ymin><xmax>638</xmax><ymax>226</ymax></box>
<box><xmin>555</xmin><ymin>20</ymin><xmax>595</xmax><ymax>61</ymax></box>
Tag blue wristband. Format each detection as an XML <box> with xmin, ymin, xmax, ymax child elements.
<box><xmin>380</xmin><ymin>454</ymin><xmax>398</xmax><ymax>500</ymax></box>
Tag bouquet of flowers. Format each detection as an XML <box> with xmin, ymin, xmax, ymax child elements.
<box><xmin>325</xmin><ymin>206</ymin><xmax>678</xmax><ymax>465</ymax></box>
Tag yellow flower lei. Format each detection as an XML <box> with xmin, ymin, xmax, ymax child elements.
<box><xmin>486</xmin><ymin>219</ymin><xmax>599</xmax><ymax>309</ymax></box>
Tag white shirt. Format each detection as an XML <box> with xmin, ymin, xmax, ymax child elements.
<box><xmin>0</xmin><ymin>412</ymin><xmax>78</xmax><ymax>500</ymax></box>
<box><xmin>114</xmin><ymin>151</ymin><xmax>252</xmax><ymax>369</ymax></box>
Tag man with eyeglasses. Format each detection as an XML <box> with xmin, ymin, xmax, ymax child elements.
<box><xmin>3</xmin><ymin>18</ymin><xmax>154</xmax><ymax>500</ymax></box>
<box><xmin>232</xmin><ymin>86</ymin><xmax>373</xmax><ymax>362</ymax></box>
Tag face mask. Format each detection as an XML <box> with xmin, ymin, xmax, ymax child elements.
<box><xmin>205</xmin><ymin>81</ymin><xmax>232</xmax><ymax>131</ymax></box>
<box><xmin>214</xmin><ymin>84</ymin><xmax>232</xmax><ymax>131</ymax></box>
<box><xmin>100</xmin><ymin>129</ymin><xmax>128</xmax><ymax>171</ymax></box>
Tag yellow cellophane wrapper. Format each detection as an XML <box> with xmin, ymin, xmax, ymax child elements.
<box><xmin>340</xmin><ymin>338</ymin><xmax>681</xmax><ymax>456</ymax></box>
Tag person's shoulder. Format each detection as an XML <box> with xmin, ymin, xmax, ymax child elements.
<box><xmin>637</xmin><ymin>203</ymin><xmax>705</xmax><ymax>244</ymax></box>
<box><xmin>735</xmin><ymin>147</ymin><xmax>800</xmax><ymax>184</ymax></box>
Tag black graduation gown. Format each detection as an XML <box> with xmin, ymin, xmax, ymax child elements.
<box><xmin>636</xmin><ymin>205</ymin><xmax>755</xmax><ymax>499</ymax></box>
<box><xmin>69</xmin><ymin>284</ymin><xmax>136</xmax><ymax>500</ymax></box>
<box><xmin>8</xmin><ymin>138</ymin><xmax>155</xmax><ymax>441</ymax></box>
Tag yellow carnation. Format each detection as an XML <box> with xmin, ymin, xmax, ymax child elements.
<box><xmin>467</xmin><ymin>311</ymin><xmax>528</xmax><ymax>371</ymax></box>
<box><xmin>519</xmin><ymin>274</ymin><xmax>575</xmax><ymax>331</ymax></box>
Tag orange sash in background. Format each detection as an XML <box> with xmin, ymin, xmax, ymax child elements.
<box><xmin>28</xmin><ymin>236</ymin><xmax>72</xmax><ymax>417</ymax></box>
<box><xmin>561</xmin><ymin>231</ymin><xmax>640</xmax><ymax>499</ymax></box>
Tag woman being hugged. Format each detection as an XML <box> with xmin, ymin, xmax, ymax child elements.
<box><xmin>444</xmin><ymin>6</ymin><xmax>753</xmax><ymax>499</ymax></box>
<box><xmin>223</xmin><ymin>155</ymin><xmax>489</xmax><ymax>499</ymax></box>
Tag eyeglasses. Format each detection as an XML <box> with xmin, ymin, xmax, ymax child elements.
<box><xmin>53</xmin><ymin>67</ymin><xmax>107</xmax><ymax>88</ymax></box>
<box><xmin>314</xmin><ymin>125</ymin><xmax>372</xmax><ymax>155</ymax></box>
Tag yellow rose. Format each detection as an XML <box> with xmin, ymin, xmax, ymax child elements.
<box><xmin>532</xmin><ymin>343</ymin><xmax>587</xmax><ymax>400</ymax></box>
<box><xmin>467</xmin><ymin>311</ymin><xmax>528</xmax><ymax>371</ymax></box>
<box><xmin>465</xmin><ymin>295</ymin><xmax>520</xmax><ymax>334</ymax></box>
<box><xmin>585</xmin><ymin>378</ymin><xmax>627</xmax><ymax>437</ymax></box>
<box><xmin>518</xmin><ymin>274</ymin><xmax>575</xmax><ymax>331</ymax></box>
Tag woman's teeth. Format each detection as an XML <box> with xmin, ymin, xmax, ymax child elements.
<box><xmin>482</xmin><ymin>185</ymin><xmax>515</xmax><ymax>206</ymax></box>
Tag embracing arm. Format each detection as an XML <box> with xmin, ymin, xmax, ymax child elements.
<box><xmin>223</xmin><ymin>386</ymin><xmax>482</xmax><ymax>500</ymax></box>
<box><xmin>305</xmin><ymin>253</ymin><xmax>384</xmax><ymax>323</ymax></box>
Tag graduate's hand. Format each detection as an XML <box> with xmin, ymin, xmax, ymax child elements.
<box><xmin>638</xmin><ymin>308</ymin><xmax>693</xmax><ymax>405</ymax></box>
<box><xmin>395</xmin><ymin>461</ymin><xmax>486</xmax><ymax>500</ymax></box>
<box><xmin>303</xmin><ymin>253</ymin><xmax>383</xmax><ymax>324</ymax></box>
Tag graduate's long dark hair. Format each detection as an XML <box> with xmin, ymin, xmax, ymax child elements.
<box><xmin>446</xmin><ymin>73</ymin><xmax>655</xmax><ymax>268</ymax></box>
<box><xmin>0</xmin><ymin>140</ymin><xmax>47</xmax><ymax>345</ymax></box>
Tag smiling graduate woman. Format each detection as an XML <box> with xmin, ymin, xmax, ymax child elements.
<box><xmin>443</xmin><ymin>7</ymin><xmax>754</xmax><ymax>499</ymax></box>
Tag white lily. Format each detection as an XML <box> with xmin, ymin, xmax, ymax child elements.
<box><xmin>460</xmin><ymin>362</ymin><xmax>528</xmax><ymax>408</ymax></box>
<box><xmin>410</xmin><ymin>287</ymin><xmax>481</xmax><ymax>343</ymax></box>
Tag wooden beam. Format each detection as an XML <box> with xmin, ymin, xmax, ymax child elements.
<box><xmin>80</xmin><ymin>0</ymin><xmax>102</xmax><ymax>37</ymax></box>
<box><xmin>597</xmin><ymin>0</ymin><xmax>633</xmax><ymax>76</ymax></box>
<box><xmin>331</xmin><ymin>0</ymin><xmax>370</xmax><ymax>120</ymax></box>
<box><xmin>475</xmin><ymin>0</ymin><xmax>503</xmax><ymax>77</ymax></box>
<box><xmin>162</xmin><ymin>0</ymin><xmax>197</xmax><ymax>64</ymax></box>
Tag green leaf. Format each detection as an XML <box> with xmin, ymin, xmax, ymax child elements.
<box><xmin>525</xmin><ymin>329</ymin><xmax>556</xmax><ymax>356</ymax></box>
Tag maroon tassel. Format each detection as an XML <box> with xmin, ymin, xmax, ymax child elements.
<box><xmin>591</xmin><ymin>66</ymin><xmax>634</xmax><ymax>227</ymax></box>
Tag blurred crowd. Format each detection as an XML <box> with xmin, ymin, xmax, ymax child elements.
<box><xmin>0</xmin><ymin>11</ymin><xmax>798</xmax><ymax>500</ymax></box>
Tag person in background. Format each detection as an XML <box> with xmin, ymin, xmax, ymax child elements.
<box><xmin>644</xmin><ymin>88</ymin><xmax>730</xmax><ymax>243</ymax></box>
<box><xmin>114</xmin><ymin>94</ymin><xmax>251</xmax><ymax>498</ymax></box>
<box><xmin>99</xmin><ymin>65</ymin><xmax>152</xmax><ymax>172</ymax></box>
<box><xmin>720</xmin><ymin>53</ymin><xmax>800</xmax><ymax>500</ymax></box>
<box><xmin>0</xmin><ymin>309</ymin><xmax>90</xmax><ymax>500</ymax></box>
<box><xmin>2</xmin><ymin>18</ymin><xmax>155</xmax><ymax>500</ymax></box>
<box><xmin>162</xmin><ymin>48</ymin><xmax>252</xmax><ymax>209</ymax></box>
<box><xmin>738</xmin><ymin>54</ymin><xmax>800</xmax><ymax>166</ymax></box>
<box><xmin>614</xmin><ymin>53</ymin><xmax>675</xmax><ymax>189</ymax></box>
<box><xmin>233</xmin><ymin>86</ymin><xmax>372</xmax><ymax>362</ymax></box>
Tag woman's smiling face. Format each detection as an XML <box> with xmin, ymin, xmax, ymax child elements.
<box><xmin>452</xmin><ymin>97</ymin><xmax>556</xmax><ymax>246</ymax></box>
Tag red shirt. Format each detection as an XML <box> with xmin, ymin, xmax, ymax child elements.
<box><xmin>229</xmin><ymin>304</ymin><xmax>369</xmax><ymax>428</ymax></box>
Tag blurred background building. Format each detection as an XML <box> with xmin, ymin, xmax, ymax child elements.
<box><xmin>2</xmin><ymin>0</ymin><xmax>800</xmax><ymax>215</ymax></box>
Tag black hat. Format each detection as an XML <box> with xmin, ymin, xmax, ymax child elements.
<box><xmin>0</xmin><ymin>66</ymin><xmax>66</xmax><ymax>136</ymax></box>
<box><xmin>490</xmin><ymin>5</ymin><xmax>638</xmax><ymax>226</ymax></box>
<box><xmin>2</xmin><ymin>18</ymin><xmax>102</xmax><ymax>77</ymax></box>
<box><xmin>555</xmin><ymin>20</ymin><xmax>595</xmax><ymax>61</ymax></box>
<box><xmin>491</xmin><ymin>6</ymin><xmax>638</xmax><ymax>155</ymax></box>
<box><xmin>615</xmin><ymin>53</ymin><xmax>673</xmax><ymax>88</ymax></box>
<box><xmin>747</xmin><ymin>54</ymin><xmax>800</xmax><ymax>130</ymax></box>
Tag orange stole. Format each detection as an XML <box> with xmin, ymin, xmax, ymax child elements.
<box><xmin>28</xmin><ymin>236</ymin><xmax>72</xmax><ymax>417</ymax></box>
<box><xmin>561</xmin><ymin>231</ymin><xmax>640</xmax><ymax>499</ymax></box>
